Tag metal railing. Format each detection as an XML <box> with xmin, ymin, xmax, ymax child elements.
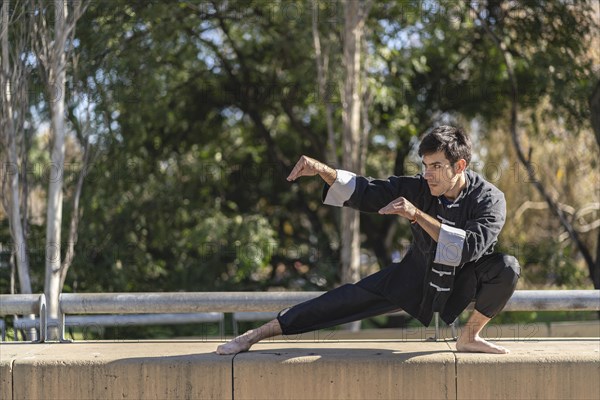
<box><xmin>57</xmin><ymin>292</ymin><xmax>322</xmax><ymax>342</ymax></box>
<box><xmin>0</xmin><ymin>294</ymin><xmax>47</xmax><ymax>342</ymax></box>
<box><xmin>502</xmin><ymin>290</ymin><xmax>600</xmax><ymax>311</ymax></box>
<box><xmin>0</xmin><ymin>290</ymin><xmax>598</xmax><ymax>342</ymax></box>
<box><xmin>13</xmin><ymin>312</ymin><xmax>225</xmax><ymax>340</ymax></box>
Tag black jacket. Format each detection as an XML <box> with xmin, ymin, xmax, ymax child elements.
<box><xmin>322</xmin><ymin>169</ymin><xmax>506</xmax><ymax>325</ymax></box>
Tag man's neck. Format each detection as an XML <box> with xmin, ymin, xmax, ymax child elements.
<box><xmin>442</xmin><ymin>172</ymin><xmax>467</xmax><ymax>201</ymax></box>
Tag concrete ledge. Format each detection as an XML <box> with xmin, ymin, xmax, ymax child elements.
<box><xmin>456</xmin><ymin>339</ymin><xmax>600</xmax><ymax>400</ymax></box>
<box><xmin>1</xmin><ymin>353</ymin><xmax>11</xmax><ymax>400</ymax></box>
<box><xmin>549</xmin><ymin>321</ymin><xmax>600</xmax><ymax>337</ymax></box>
<box><xmin>1</xmin><ymin>342</ymin><xmax>232</xmax><ymax>400</ymax></box>
<box><xmin>234</xmin><ymin>341</ymin><xmax>454</xmax><ymax>400</ymax></box>
<box><xmin>1</xmin><ymin>339</ymin><xmax>599</xmax><ymax>399</ymax></box>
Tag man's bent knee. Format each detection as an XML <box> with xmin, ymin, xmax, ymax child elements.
<box><xmin>500</xmin><ymin>254</ymin><xmax>520</xmax><ymax>287</ymax></box>
<box><xmin>474</xmin><ymin>254</ymin><xmax>520</xmax><ymax>319</ymax></box>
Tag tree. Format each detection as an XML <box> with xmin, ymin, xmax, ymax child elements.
<box><xmin>368</xmin><ymin>0</ymin><xmax>599</xmax><ymax>289</ymax></box>
<box><xmin>17</xmin><ymin>0</ymin><xmax>594</xmax><ymax>333</ymax></box>
<box><xmin>1</xmin><ymin>0</ymin><xmax>33</xmax><ymax>297</ymax></box>
<box><xmin>311</xmin><ymin>0</ymin><xmax>338</xmax><ymax>166</ymax></box>
<box><xmin>63</xmin><ymin>1</ymin><xmax>325</xmax><ymax>295</ymax></box>
<box><xmin>30</xmin><ymin>0</ymin><xmax>88</xmax><ymax>333</ymax></box>
<box><xmin>338</xmin><ymin>0</ymin><xmax>372</xmax><ymax>289</ymax></box>
<box><xmin>467</xmin><ymin>0</ymin><xmax>599</xmax><ymax>289</ymax></box>
<box><xmin>591</xmin><ymin>80</ymin><xmax>600</xmax><ymax>287</ymax></box>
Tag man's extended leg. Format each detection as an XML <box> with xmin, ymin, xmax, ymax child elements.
<box><xmin>216</xmin><ymin>263</ymin><xmax>405</xmax><ymax>355</ymax></box>
<box><xmin>456</xmin><ymin>253</ymin><xmax>520</xmax><ymax>354</ymax></box>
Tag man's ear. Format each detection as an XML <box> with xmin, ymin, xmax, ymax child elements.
<box><xmin>455</xmin><ymin>159</ymin><xmax>467</xmax><ymax>173</ymax></box>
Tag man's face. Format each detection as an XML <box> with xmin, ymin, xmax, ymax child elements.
<box><xmin>422</xmin><ymin>151</ymin><xmax>460</xmax><ymax>197</ymax></box>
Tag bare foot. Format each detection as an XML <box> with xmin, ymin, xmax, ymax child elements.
<box><xmin>215</xmin><ymin>331</ymin><xmax>256</xmax><ymax>355</ymax></box>
<box><xmin>456</xmin><ymin>336</ymin><xmax>509</xmax><ymax>354</ymax></box>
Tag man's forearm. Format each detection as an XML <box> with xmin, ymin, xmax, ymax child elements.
<box><xmin>413</xmin><ymin>209</ymin><xmax>441</xmax><ymax>242</ymax></box>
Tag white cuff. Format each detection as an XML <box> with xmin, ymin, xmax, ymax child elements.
<box><xmin>434</xmin><ymin>224</ymin><xmax>466</xmax><ymax>267</ymax></box>
<box><xmin>323</xmin><ymin>169</ymin><xmax>356</xmax><ymax>207</ymax></box>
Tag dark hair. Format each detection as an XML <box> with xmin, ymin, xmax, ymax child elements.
<box><xmin>418</xmin><ymin>125</ymin><xmax>472</xmax><ymax>166</ymax></box>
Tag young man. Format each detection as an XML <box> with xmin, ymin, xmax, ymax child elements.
<box><xmin>216</xmin><ymin>125</ymin><xmax>520</xmax><ymax>355</ymax></box>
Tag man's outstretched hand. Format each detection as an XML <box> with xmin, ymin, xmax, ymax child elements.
<box><xmin>287</xmin><ymin>155</ymin><xmax>337</xmax><ymax>185</ymax></box>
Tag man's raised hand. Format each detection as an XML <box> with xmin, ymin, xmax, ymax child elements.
<box><xmin>378</xmin><ymin>197</ymin><xmax>418</xmax><ymax>221</ymax></box>
<box><xmin>287</xmin><ymin>155</ymin><xmax>337</xmax><ymax>185</ymax></box>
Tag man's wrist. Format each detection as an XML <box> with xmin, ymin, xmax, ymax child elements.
<box><xmin>410</xmin><ymin>209</ymin><xmax>420</xmax><ymax>224</ymax></box>
<box><xmin>319</xmin><ymin>166</ymin><xmax>337</xmax><ymax>186</ymax></box>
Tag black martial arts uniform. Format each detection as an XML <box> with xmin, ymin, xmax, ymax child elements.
<box><xmin>277</xmin><ymin>169</ymin><xmax>520</xmax><ymax>335</ymax></box>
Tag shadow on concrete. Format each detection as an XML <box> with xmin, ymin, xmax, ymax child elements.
<box><xmin>235</xmin><ymin>346</ymin><xmax>453</xmax><ymax>362</ymax></box>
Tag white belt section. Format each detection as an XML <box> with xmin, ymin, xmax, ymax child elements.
<box><xmin>429</xmin><ymin>282</ymin><xmax>451</xmax><ymax>292</ymax></box>
<box><xmin>432</xmin><ymin>268</ymin><xmax>453</xmax><ymax>277</ymax></box>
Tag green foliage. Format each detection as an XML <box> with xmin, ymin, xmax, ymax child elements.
<box><xmin>1</xmin><ymin>1</ymin><xmax>597</xmax><ymax>339</ymax></box>
<box><xmin>501</xmin><ymin>238</ymin><xmax>593</xmax><ymax>289</ymax></box>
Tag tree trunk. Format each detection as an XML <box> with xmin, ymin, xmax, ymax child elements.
<box><xmin>59</xmin><ymin>138</ymin><xmax>90</xmax><ymax>291</ymax></box>
<box><xmin>44</xmin><ymin>0</ymin><xmax>69</xmax><ymax>330</ymax></box>
<box><xmin>312</xmin><ymin>0</ymin><xmax>338</xmax><ymax>167</ymax></box>
<box><xmin>589</xmin><ymin>81</ymin><xmax>600</xmax><ymax>149</ymax></box>
<box><xmin>2</xmin><ymin>0</ymin><xmax>37</xmax><ymax>341</ymax></box>
<box><xmin>2</xmin><ymin>0</ymin><xmax>33</xmax><ymax>296</ymax></box>
<box><xmin>589</xmin><ymin>80</ymin><xmax>600</xmax><ymax>288</ymax></box>
<box><xmin>340</xmin><ymin>0</ymin><xmax>368</xmax><ymax>288</ymax></box>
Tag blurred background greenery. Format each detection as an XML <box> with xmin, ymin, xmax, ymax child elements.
<box><xmin>1</xmin><ymin>0</ymin><xmax>599</xmax><ymax>339</ymax></box>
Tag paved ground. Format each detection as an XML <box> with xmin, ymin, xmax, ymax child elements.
<box><xmin>1</xmin><ymin>338</ymin><xmax>599</xmax><ymax>399</ymax></box>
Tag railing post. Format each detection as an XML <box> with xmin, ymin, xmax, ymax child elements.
<box><xmin>450</xmin><ymin>317</ymin><xmax>459</xmax><ymax>341</ymax></box>
<box><xmin>427</xmin><ymin>312</ymin><xmax>441</xmax><ymax>341</ymax></box>
<box><xmin>58</xmin><ymin>293</ymin><xmax>71</xmax><ymax>343</ymax></box>
<box><xmin>38</xmin><ymin>294</ymin><xmax>47</xmax><ymax>343</ymax></box>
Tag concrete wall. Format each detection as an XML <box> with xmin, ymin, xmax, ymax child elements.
<box><xmin>456</xmin><ymin>340</ymin><xmax>600</xmax><ymax>399</ymax></box>
<box><xmin>1</xmin><ymin>356</ymin><xmax>11</xmax><ymax>400</ymax></box>
<box><xmin>4</xmin><ymin>342</ymin><xmax>231</xmax><ymax>400</ymax></box>
<box><xmin>1</xmin><ymin>339</ymin><xmax>599</xmax><ymax>399</ymax></box>
<box><xmin>234</xmin><ymin>342</ymin><xmax>454</xmax><ymax>400</ymax></box>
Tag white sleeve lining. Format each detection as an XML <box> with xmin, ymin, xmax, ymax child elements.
<box><xmin>323</xmin><ymin>169</ymin><xmax>357</xmax><ymax>207</ymax></box>
<box><xmin>434</xmin><ymin>224</ymin><xmax>466</xmax><ymax>267</ymax></box>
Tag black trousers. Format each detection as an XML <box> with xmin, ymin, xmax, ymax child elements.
<box><xmin>277</xmin><ymin>253</ymin><xmax>520</xmax><ymax>335</ymax></box>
